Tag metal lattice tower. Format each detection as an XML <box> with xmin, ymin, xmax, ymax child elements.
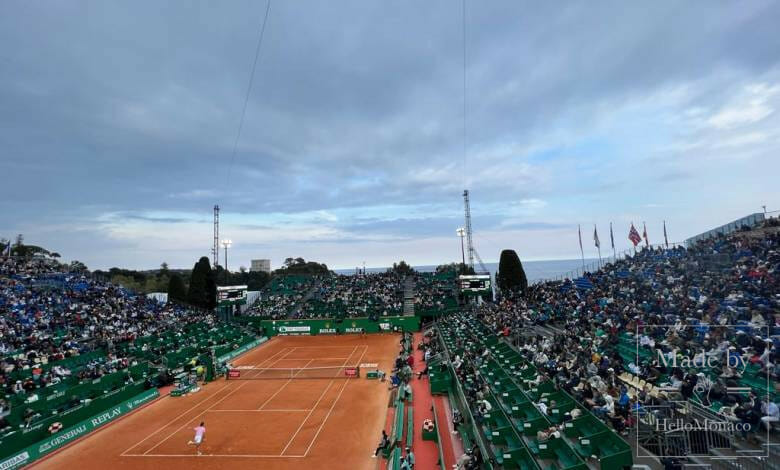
<box><xmin>462</xmin><ymin>189</ymin><xmax>489</xmax><ymax>274</ymax></box>
<box><xmin>463</xmin><ymin>190</ymin><xmax>475</xmax><ymax>269</ymax></box>
<box><xmin>212</xmin><ymin>205</ymin><xmax>220</xmax><ymax>269</ymax></box>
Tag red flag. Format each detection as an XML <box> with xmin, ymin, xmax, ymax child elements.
<box><xmin>628</xmin><ymin>223</ymin><xmax>641</xmax><ymax>246</ymax></box>
<box><xmin>643</xmin><ymin>222</ymin><xmax>649</xmax><ymax>247</ymax></box>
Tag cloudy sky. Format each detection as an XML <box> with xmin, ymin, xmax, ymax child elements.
<box><xmin>2</xmin><ymin>1</ymin><xmax>780</xmax><ymax>271</ymax></box>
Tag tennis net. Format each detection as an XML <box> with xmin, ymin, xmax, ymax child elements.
<box><xmin>226</xmin><ymin>365</ymin><xmax>360</xmax><ymax>380</ymax></box>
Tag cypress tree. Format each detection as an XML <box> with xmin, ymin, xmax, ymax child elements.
<box><xmin>205</xmin><ymin>265</ymin><xmax>217</xmax><ymax>310</ymax></box>
<box><xmin>496</xmin><ymin>249</ymin><xmax>528</xmax><ymax>295</ymax></box>
<box><xmin>168</xmin><ymin>273</ymin><xmax>187</xmax><ymax>303</ymax></box>
<box><xmin>187</xmin><ymin>257</ymin><xmax>212</xmax><ymax>308</ymax></box>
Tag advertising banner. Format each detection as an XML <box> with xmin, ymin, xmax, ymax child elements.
<box><xmin>0</xmin><ymin>388</ymin><xmax>159</xmax><ymax>470</ymax></box>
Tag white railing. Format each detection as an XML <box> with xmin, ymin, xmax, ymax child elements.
<box><xmin>685</xmin><ymin>212</ymin><xmax>768</xmax><ymax>247</ymax></box>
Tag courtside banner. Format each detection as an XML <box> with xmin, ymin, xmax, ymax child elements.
<box><xmin>278</xmin><ymin>325</ymin><xmax>311</xmax><ymax>335</ymax></box>
<box><xmin>256</xmin><ymin>315</ymin><xmax>420</xmax><ymax>337</ymax></box>
<box><xmin>228</xmin><ymin>370</ymin><xmax>241</xmax><ymax>378</ymax></box>
<box><xmin>344</xmin><ymin>367</ymin><xmax>358</xmax><ymax>377</ymax></box>
<box><xmin>0</xmin><ymin>388</ymin><xmax>159</xmax><ymax>470</ymax></box>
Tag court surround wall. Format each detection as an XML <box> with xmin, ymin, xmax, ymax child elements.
<box><xmin>236</xmin><ymin>315</ymin><xmax>419</xmax><ymax>337</ymax></box>
<box><xmin>0</xmin><ymin>388</ymin><xmax>159</xmax><ymax>470</ymax></box>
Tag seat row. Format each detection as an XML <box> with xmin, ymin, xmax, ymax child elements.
<box><xmin>437</xmin><ymin>317</ymin><xmax>632</xmax><ymax>470</ymax></box>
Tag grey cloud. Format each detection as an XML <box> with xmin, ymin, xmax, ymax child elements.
<box><xmin>2</xmin><ymin>1</ymin><xmax>780</xmax><ymax>268</ymax></box>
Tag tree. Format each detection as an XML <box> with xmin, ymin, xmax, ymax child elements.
<box><xmin>160</xmin><ymin>262</ymin><xmax>169</xmax><ymax>274</ymax></box>
<box><xmin>205</xmin><ymin>264</ymin><xmax>217</xmax><ymax>310</ymax></box>
<box><xmin>11</xmin><ymin>234</ymin><xmax>26</xmax><ymax>257</ymax></box>
<box><xmin>112</xmin><ymin>274</ymin><xmax>142</xmax><ymax>292</ymax></box>
<box><xmin>274</xmin><ymin>258</ymin><xmax>329</xmax><ymax>276</ymax></box>
<box><xmin>168</xmin><ymin>273</ymin><xmax>187</xmax><ymax>303</ymax></box>
<box><xmin>436</xmin><ymin>262</ymin><xmax>474</xmax><ymax>275</ymax></box>
<box><xmin>69</xmin><ymin>260</ymin><xmax>89</xmax><ymax>274</ymax></box>
<box><xmin>391</xmin><ymin>260</ymin><xmax>414</xmax><ymax>275</ymax></box>
<box><xmin>496</xmin><ymin>249</ymin><xmax>528</xmax><ymax>295</ymax></box>
<box><xmin>187</xmin><ymin>257</ymin><xmax>213</xmax><ymax>308</ymax></box>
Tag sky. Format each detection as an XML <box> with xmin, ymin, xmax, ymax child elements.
<box><xmin>2</xmin><ymin>1</ymin><xmax>780</xmax><ymax>271</ymax></box>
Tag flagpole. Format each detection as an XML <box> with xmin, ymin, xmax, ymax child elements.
<box><xmin>593</xmin><ymin>224</ymin><xmax>602</xmax><ymax>269</ymax></box>
<box><xmin>578</xmin><ymin>224</ymin><xmax>585</xmax><ymax>272</ymax></box>
<box><xmin>610</xmin><ymin>222</ymin><xmax>616</xmax><ymax>262</ymax></box>
<box><xmin>664</xmin><ymin>220</ymin><xmax>669</xmax><ymax>249</ymax></box>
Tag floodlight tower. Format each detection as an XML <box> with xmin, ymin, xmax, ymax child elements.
<box><xmin>463</xmin><ymin>190</ymin><xmax>475</xmax><ymax>269</ymax></box>
<box><xmin>462</xmin><ymin>190</ymin><xmax>488</xmax><ymax>273</ymax></box>
<box><xmin>456</xmin><ymin>227</ymin><xmax>466</xmax><ymax>271</ymax></box>
<box><xmin>221</xmin><ymin>239</ymin><xmax>232</xmax><ymax>282</ymax></box>
<box><xmin>212</xmin><ymin>205</ymin><xmax>220</xmax><ymax>269</ymax></box>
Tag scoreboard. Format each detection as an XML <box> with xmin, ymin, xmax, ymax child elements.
<box><xmin>217</xmin><ymin>285</ymin><xmax>248</xmax><ymax>307</ymax></box>
<box><xmin>458</xmin><ymin>275</ymin><xmax>491</xmax><ymax>295</ymax></box>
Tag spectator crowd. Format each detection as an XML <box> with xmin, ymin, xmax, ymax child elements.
<box><xmin>443</xmin><ymin>219</ymin><xmax>780</xmax><ymax>446</ymax></box>
<box><xmin>0</xmin><ymin>255</ymin><xmax>223</xmax><ymax>438</ymax></box>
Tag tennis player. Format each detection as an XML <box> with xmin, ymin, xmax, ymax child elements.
<box><xmin>187</xmin><ymin>421</ymin><xmax>206</xmax><ymax>455</ymax></box>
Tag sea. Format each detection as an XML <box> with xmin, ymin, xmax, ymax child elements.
<box><xmin>334</xmin><ymin>258</ymin><xmax>599</xmax><ymax>283</ymax></box>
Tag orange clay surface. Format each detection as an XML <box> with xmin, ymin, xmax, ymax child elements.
<box><xmin>31</xmin><ymin>333</ymin><xmax>400</xmax><ymax>470</ymax></box>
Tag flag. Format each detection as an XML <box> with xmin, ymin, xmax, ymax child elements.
<box><xmin>642</xmin><ymin>222</ymin><xmax>649</xmax><ymax>247</ymax></box>
<box><xmin>609</xmin><ymin>222</ymin><xmax>615</xmax><ymax>250</ymax></box>
<box><xmin>593</xmin><ymin>225</ymin><xmax>600</xmax><ymax>249</ymax></box>
<box><xmin>628</xmin><ymin>223</ymin><xmax>641</xmax><ymax>246</ymax></box>
<box><xmin>663</xmin><ymin>220</ymin><xmax>669</xmax><ymax>249</ymax></box>
<box><xmin>2</xmin><ymin>241</ymin><xmax>9</xmax><ymax>257</ymax></box>
<box><xmin>578</xmin><ymin>224</ymin><xmax>583</xmax><ymax>252</ymax></box>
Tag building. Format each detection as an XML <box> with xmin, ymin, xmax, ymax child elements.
<box><xmin>250</xmin><ymin>259</ymin><xmax>271</xmax><ymax>273</ymax></box>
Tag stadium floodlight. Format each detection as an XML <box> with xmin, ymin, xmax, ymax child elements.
<box><xmin>456</xmin><ymin>228</ymin><xmax>466</xmax><ymax>272</ymax></box>
<box><xmin>221</xmin><ymin>239</ymin><xmax>232</xmax><ymax>277</ymax></box>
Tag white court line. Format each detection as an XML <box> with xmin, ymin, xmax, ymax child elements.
<box><xmin>121</xmin><ymin>346</ymin><xmax>292</xmax><ymax>456</ymax></box>
<box><xmin>124</xmin><ymin>453</ymin><xmax>307</xmax><ymax>458</ymax></box>
<box><xmin>279</xmin><ymin>345</ymin><xmax>359</xmax><ymax>455</ymax></box>
<box><xmin>120</xmin><ymin>383</ymin><xmax>230</xmax><ymax>455</ymax></box>
<box><xmin>280</xmin><ymin>381</ymin><xmax>335</xmax><ymax>455</ymax></box>
<box><xmin>299</xmin><ymin>357</ymin><xmax>349</xmax><ymax>360</ymax></box>
<box><xmin>143</xmin><ymin>347</ymin><xmax>298</xmax><ymax>455</ymax></box>
<box><xmin>206</xmin><ymin>409</ymin><xmax>312</xmax><ymax>412</ymax></box>
<box><xmin>244</xmin><ymin>357</ymin><xmax>348</xmax><ymax>363</ymax></box>
<box><xmin>257</xmin><ymin>357</ymin><xmax>316</xmax><ymax>410</ymax></box>
<box><xmin>303</xmin><ymin>345</ymin><xmax>368</xmax><ymax>457</ymax></box>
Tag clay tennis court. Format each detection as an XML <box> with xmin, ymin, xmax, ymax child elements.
<box><xmin>31</xmin><ymin>333</ymin><xmax>400</xmax><ymax>470</ymax></box>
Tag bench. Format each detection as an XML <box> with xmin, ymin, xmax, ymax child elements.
<box><xmin>382</xmin><ymin>402</ymin><xmax>405</xmax><ymax>458</ymax></box>
<box><xmin>406</xmin><ymin>407</ymin><xmax>414</xmax><ymax>448</ymax></box>
<box><xmin>386</xmin><ymin>447</ymin><xmax>401</xmax><ymax>470</ymax></box>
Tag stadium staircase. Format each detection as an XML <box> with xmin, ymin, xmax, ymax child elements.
<box><xmin>286</xmin><ymin>281</ymin><xmax>320</xmax><ymax>319</ymax></box>
<box><xmin>403</xmin><ymin>276</ymin><xmax>415</xmax><ymax>316</ymax></box>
